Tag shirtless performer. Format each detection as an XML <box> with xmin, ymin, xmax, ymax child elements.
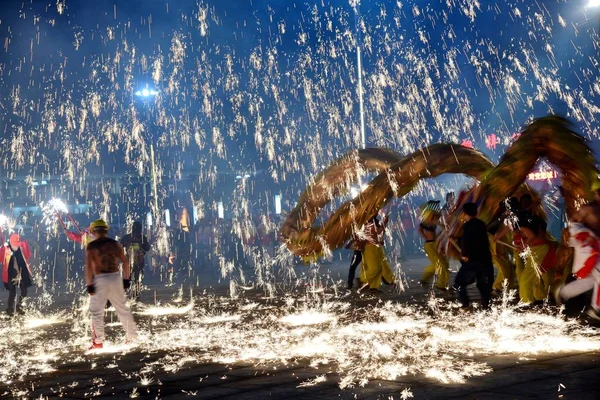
<box><xmin>86</xmin><ymin>219</ymin><xmax>137</xmax><ymax>349</ymax></box>
<box><xmin>555</xmin><ymin>184</ymin><xmax>600</xmax><ymax>321</ymax></box>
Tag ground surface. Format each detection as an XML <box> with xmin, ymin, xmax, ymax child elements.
<box><xmin>1</xmin><ymin>254</ymin><xmax>600</xmax><ymax>400</ymax></box>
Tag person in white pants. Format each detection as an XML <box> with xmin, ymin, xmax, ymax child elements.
<box><xmin>86</xmin><ymin>219</ymin><xmax>137</xmax><ymax>349</ymax></box>
<box><xmin>555</xmin><ymin>222</ymin><xmax>600</xmax><ymax>320</ymax></box>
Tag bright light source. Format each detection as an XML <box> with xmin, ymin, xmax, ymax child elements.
<box><xmin>275</xmin><ymin>195</ymin><xmax>282</xmax><ymax>215</ymax></box>
<box><xmin>135</xmin><ymin>88</ymin><xmax>159</xmax><ymax>98</ymax></box>
<box><xmin>350</xmin><ymin>183</ymin><xmax>369</xmax><ymax>198</ymax></box>
<box><xmin>218</xmin><ymin>202</ymin><xmax>224</xmax><ymax>219</ymax></box>
<box><xmin>588</xmin><ymin>0</ymin><xmax>600</xmax><ymax>7</ymax></box>
<box><xmin>192</xmin><ymin>206</ymin><xmax>198</xmax><ymax>224</ymax></box>
<box><xmin>146</xmin><ymin>212</ymin><xmax>152</xmax><ymax>227</ymax></box>
<box><xmin>0</xmin><ymin>214</ymin><xmax>8</xmax><ymax>227</ymax></box>
<box><xmin>165</xmin><ymin>209</ymin><xmax>171</xmax><ymax>227</ymax></box>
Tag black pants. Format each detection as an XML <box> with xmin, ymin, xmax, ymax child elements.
<box><xmin>7</xmin><ymin>284</ymin><xmax>27</xmax><ymax>313</ymax></box>
<box><xmin>347</xmin><ymin>251</ymin><xmax>362</xmax><ymax>288</ymax></box>
<box><xmin>454</xmin><ymin>262</ymin><xmax>494</xmax><ymax>308</ymax></box>
<box><xmin>130</xmin><ymin>265</ymin><xmax>145</xmax><ymax>299</ymax></box>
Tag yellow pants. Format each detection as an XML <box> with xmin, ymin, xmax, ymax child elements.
<box><xmin>360</xmin><ymin>244</ymin><xmax>395</xmax><ymax>289</ymax></box>
<box><xmin>489</xmin><ymin>234</ymin><xmax>514</xmax><ymax>291</ymax></box>
<box><xmin>519</xmin><ymin>244</ymin><xmax>551</xmax><ymax>303</ymax></box>
<box><xmin>420</xmin><ymin>241</ymin><xmax>450</xmax><ymax>289</ymax></box>
<box><xmin>514</xmin><ymin>249</ymin><xmax>525</xmax><ymax>282</ymax></box>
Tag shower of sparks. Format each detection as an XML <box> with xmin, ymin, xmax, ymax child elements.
<box><xmin>137</xmin><ymin>301</ymin><xmax>195</xmax><ymax>316</ymax></box>
<box><xmin>40</xmin><ymin>198</ymin><xmax>69</xmax><ymax>231</ymax></box>
<box><xmin>0</xmin><ymin>0</ymin><xmax>593</xmax><ymax>302</ymax></box>
<box><xmin>1</xmin><ymin>293</ymin><xmax>600</xmax><ymax>397</ymax></box>
<box><xmin>0</xmin><ymin>214</ymin><xmax>11</xmax><ymax>230</ymax></box>
<box><xmin>0</xmin><ymin>0</ymin><xmax>600</xmax><ymax>397</ymax></box>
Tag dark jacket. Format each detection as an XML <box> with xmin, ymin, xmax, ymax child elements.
<box><xmin>120</xmin><ymin>234</ymin><xmax>150</xmax><ymax>268</ymax></box>
<box><xmin>461</xmin><ymin>217</ymin><xmax>493</xmax><ymax>265</ymax></box>
<box><xmin>4</xmin><ymin>247</ymin><xmax>33</xmax><ymax>288</ymax></box>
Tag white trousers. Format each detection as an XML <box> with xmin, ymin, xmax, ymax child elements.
<box><xmin>90</xmin><ymin>272</ymin><xmax>137</xmax><ymax>343</ymax></box>
<box><xmin>561</xmin><ymin>224</ymin><xmax>600</xmax><ymax>312</ymax></box>
<box><xmin>560</xmin><ymin>274</ymin><xmax>600</xmax><ymax>311</ymax></box>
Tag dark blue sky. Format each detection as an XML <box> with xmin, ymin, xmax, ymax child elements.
<box><xmin>1</xmin><ymin>0</ymin><xmax>599</xmax><ymax>206</ymax></box>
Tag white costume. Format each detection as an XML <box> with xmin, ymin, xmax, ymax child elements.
<box><xmin>90</xmin><ymin>272</ymin><xmax>137</xmax><ymax>344</ymax></box>
<box><xmin>558</xmin><ymin>223</ymin><xmax>600</xmax><ymax>311</ymax></box>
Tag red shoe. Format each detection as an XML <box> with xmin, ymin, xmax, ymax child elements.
<box><xmin>88</xmin><ymin>342</ymin><xmax>103</xmax><ymax>350</ymax></box>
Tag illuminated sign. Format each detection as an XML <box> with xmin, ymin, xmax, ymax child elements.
<box><xmin>485</xmin><ymin>134</ymin><xmax>499</xmax><ymax>150</ymax></box>
<box><xmin>527</xmin><ymin>170</ymin><xmax>558</xmax><ymax>181</ymax></box>
<box><xmin>461</xmin><ymin>139</ymin><xmax>473</xmax><ymax>148</ymax></box>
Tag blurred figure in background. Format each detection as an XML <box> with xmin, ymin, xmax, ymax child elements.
<box><xmin>418</xmin><ymin>202</ymin><xmax>450</xmax><ymax>291</ymax></box>
<box><xmin>1</xmin><ymin>233</ymin><xmax>33</xmax><ymax>316</ymax></box>
<box><xmin>488</xmin><ymin>201</ymin><xmax>515</xmax><ymax>295</ymax></box>
<box><xmin>345</xmin><ymin>228</ymin><xmax>366</xmax><ymax>290</ymax></box>
<box><xmin>120</xmin><ymin>221</ymin><xmax>151</xmax><ymax>300</ymax></box>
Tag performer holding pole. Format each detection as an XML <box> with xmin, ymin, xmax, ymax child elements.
<box><xmin>418</xmin><ymin>201</ymin><xmax>450</xmax><ymax>291</ymax></box>
<box><xmin>359</xmin><ymin>210</ymin><xmax>395</xmax><ymax>293</ymax></box>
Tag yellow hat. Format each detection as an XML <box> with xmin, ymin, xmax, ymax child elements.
<box><xmin>89</xmin><ymin>219</ymin><xmax>109</xmax><ymax>231</ymax></box>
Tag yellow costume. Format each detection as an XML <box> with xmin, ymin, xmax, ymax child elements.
<box><xmin>421</xmin><ymin>241</ymin><xmax>450</xmax><ymax>289</ymax></box>
<box><xmin>360</xmin><ymin>244</ymin><xmax>395</xmax><ymax>290</ymax></box>
<box><xmin>519</xmin><ymin>239</ymin><xmax>557</xmax><ymax>303</ymax></box>
<box><xmin>489</xmin><ymin>233</ymin><xmax>514</xmax><ymax>290</ymax></box>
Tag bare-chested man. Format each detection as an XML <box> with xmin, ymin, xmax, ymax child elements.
<box><xmin>86</xmin><ymin>219</ymin><xmax>137</xmax><ymax>349</ymax></box>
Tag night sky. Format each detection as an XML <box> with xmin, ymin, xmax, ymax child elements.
<box><xmin>0</xmin><ymin>0</ymin><xmax>599</xmax><ymax>214</ymax></box>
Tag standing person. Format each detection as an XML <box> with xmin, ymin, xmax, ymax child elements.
<box><xmin>120</xmin><ymin>221</ymin><xmax>151</xmax><ymax>300</ymax></box>
<box><xmin>441</xmin><ymin>192</ymin><xmax>455</xmax><ymax>226</ymax></box>
<box><xmin>495</xmin><ymin>197</ymin><xmax>526</xmax><ymax>285</ymax></box>
<box><xmin>454</xmin><ymin>203</ymin><xmax>494</xmax><ymax>309</ymax></box>
<box><xmin>359</xmin><ymin>213</ymin><xmax>395</xmax><ymax>293</ymax></box>
<box><xmin>488</xmin><ymin>201</ymin><xmax>515</xmax><ymax>295</ymax></box>
<box><xmin>555</xmin><ymin>222</ymin><xmax>600</xmax><ymax>320</ymax></box>
<box><xmin>570</xmin><ymin>184</ymin><xmax>600</xmax><ymax>237</ymax></box>
<box><xmin>555</xmin><ymin>183</ymin><xmax>600</xmax><ymax>320</ymax></box>
<box><xmin>86</xmin><ymin>220</ymin><xmax>137</xmax><ymax>349</ymax></box>
<box><xmin>1</xmin><ymin>233</ymin><xmax>33</xmax><ymax>316</ymax></box>
<box><xmin>517</xmin><ymin>216</ymin><xmax>558</xmax><ymax>304</ymax></box>
<box><xmin>345</xmin><ymin>230</ymin><xmax>366</xmax><ymax>290</ymax></box>
<box><xmin>418</xmin><ymin>211</ymin><xmax>450</xmax><ymax>291</ymax></box>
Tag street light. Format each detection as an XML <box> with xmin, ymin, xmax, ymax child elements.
<box><xmin>135</xmin><ymin>87</ymin><xmax>159</xmax><ymax>98</ymax></box>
